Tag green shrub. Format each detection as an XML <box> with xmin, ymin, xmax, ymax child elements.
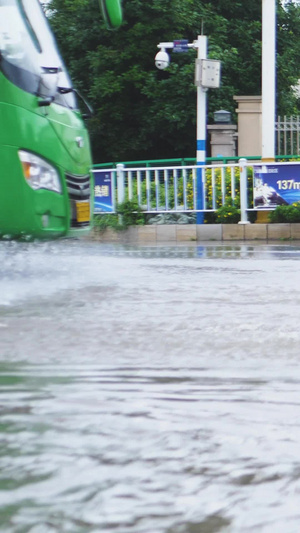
<box><xmin>215</xmin><ymin>199</ymin><xmax>240</xmax><ymax>224</ymax></box>
<box><xmin>268</xmin><ymin>203</ymin><xmax>300</xmax><ymax>223</ymax></box>
<box><xmin>117</xmin><ymin>200</ymin><xmax>145</xmax><ymax>227</ymax></box>
<box><xmin>94</xmin><ymin>200</ymin><xmax>145</xmax><ymax>231</ymax></box>
<box><xmin>93</xmin><ymin>213</ymin><xmax>120</xmax><ymax>231</ymax></box>
<box><xmin>204</xmin><ymin>211</ymin><xmax>217</xmax><ymax>224</ymax></box>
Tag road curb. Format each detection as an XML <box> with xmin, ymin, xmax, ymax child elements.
<box><xmin>89</xmin><ymin>223</ymin><xmax>300</xmax><ymax>243</ymax></box>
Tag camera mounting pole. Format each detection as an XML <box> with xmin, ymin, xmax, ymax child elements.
<box><xmin>155</xmin><ymin>36</ymin><xmax>221</xmax><ymax>223</ymax></box>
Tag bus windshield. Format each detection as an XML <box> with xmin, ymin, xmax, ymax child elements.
<box><xmin>0</xmin><ymin>0</ymin><xmax>77</xmax><ymax>109</ymax></box>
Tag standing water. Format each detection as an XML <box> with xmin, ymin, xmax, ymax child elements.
<box><xmin>1</xmin><ymin>239</ymin><xmax>300</xmax><ymax>532</ymax></box>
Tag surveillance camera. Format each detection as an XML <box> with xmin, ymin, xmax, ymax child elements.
<box><xmin>155</xmin><ymin>50</ymin><xmax>170</xmax><ymax>70</ymax></box>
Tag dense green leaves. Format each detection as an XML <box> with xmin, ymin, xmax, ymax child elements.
<box><xmin>47</xmin><ymin>0</ymin><xmax>300</xmax><ymax>163</ymax></box>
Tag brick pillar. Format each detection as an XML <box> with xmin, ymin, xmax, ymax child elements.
<box><xmin>233</xmin><ymin>96</ymin><xmax>262</xmax><ymax>157</ymax></box>
<box><xmin>207</xmin><ymin>124</ymin><xmax>237</xmax><ymax>158</ymax></box>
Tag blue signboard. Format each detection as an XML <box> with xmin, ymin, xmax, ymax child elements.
<box><xmin>94</xmin><ymin>170</ymin><xmax>114</xmax><ymax>213</ymax></box>
<box><xmin>254</xmin><ymin>164</ymin><xmax>300</xmax><ymax>208</ymax></box>
<box><xmin>173</xmin><ymin>39</ymin><xmax>189</xmax><ymax>53</ymax></box>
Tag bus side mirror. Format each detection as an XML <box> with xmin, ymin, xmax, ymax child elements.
<box><xmin>99</xmin><ymin>0</ymin><xmax>123</xmax><ymax>29</ymax></box>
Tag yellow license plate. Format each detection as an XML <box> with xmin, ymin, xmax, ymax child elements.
<box><xmin>76</xmin><ymin>201</ymin><xmax>90</xmax><ymax>223</ymax></box>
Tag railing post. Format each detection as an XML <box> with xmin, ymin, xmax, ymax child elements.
<box><xmin>116</xmin><ymin>163</ymin><xmax>125</xmax><ymax>224</ymax></box>
<box><xmin>238</xmin><ymin>158</ymin><xmax>250</xmax><ymax>224</ymax></box>
<box><xmin>116</xmin><ymin>163</ymin><xmax>125</xmax><ymax>204</ymax></box>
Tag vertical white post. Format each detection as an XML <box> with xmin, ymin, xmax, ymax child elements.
<box><xmin>238</xmin><ymin>158</ymin><xmax>250</xmax><ymax>224</ymax></box>
<box><xmin>262</xmin><ymin>0</ymin><xmax>276</xmax><ymax>160</ymax></box>
<box><xmin>196</xmin><ymin>35</ymin><xmax>207</xmax><ymax>224</ymax></box>
<box><xmin>116</xmin><ymin>163</ymin><xmax>125</xmax><ymax>204</ymax></box>
<box><xmin>116</xmin><ymin>163</ymin><xmax>125</xmax><ymax>224</ymax></box>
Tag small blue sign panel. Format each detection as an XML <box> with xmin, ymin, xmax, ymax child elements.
<box><xmin>173</xmin><ymin>39</ymin><xmax>189</xmax><ymax>53</ymax></box>
<box><xmin>94</xmin><ymin>170</ymin><xmax>114</xmax><ymax>212</ymax></box>
<box><xmin>254</xmin><ymin>164</ymin><xmax>300</xmax><ymax>208</ymax></box>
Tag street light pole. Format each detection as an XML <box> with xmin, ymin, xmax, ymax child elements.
<box><xmin>262</xmin><ymin>0</ymin><xmax>276</xmax><ymax>160</ymax></box>
<box><xmin>196</xmin><ymin>35</ymin><xmax>207</xmax><ymax>224</ymax></box>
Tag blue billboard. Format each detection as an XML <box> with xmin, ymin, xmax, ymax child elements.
<box><xmin>94</xmin><ymin>171</ymin><xmax>114</xmax><ymax>213</ymax></box>
<box><xmin>254</xmin><ymin>164</ymin><xmax>300</xmax><ymax>208</ymax></box>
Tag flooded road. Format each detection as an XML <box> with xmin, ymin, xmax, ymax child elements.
<box><xmin>1</xmin><ymin>239</ymin><xmax>300</xmax><ymax>532</ymax></box>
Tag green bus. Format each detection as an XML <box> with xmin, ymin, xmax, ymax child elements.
<box><xmin>0</xmin><ymin>0</ymin><xmax>122</xmax><ymax>239</ymax></box>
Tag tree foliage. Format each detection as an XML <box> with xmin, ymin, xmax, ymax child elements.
<box><xmin>47</xmin><ymin>0</ymin><xmax>300</xmax><ymax>163</ymax></box>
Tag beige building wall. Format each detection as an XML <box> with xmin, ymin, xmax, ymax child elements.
<box><xmin>233</xmin><ymin>96</ymin><xmax>262</xmax><ymax>157</ymax></box>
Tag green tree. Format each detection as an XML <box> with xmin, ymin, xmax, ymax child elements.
<box><xmin>47</xmin><ymin>0</ymin><xmax>300</xmax><ymax>162</ymax></box>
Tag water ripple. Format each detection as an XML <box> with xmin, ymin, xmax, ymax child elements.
<box><xmin>1</xmin><ymin>241</ymin><xmax>300</xmax><ymax>531</ymax></box>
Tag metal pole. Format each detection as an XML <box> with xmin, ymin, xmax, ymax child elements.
<box><xmin>262</xmin><ymin>0</ymin><xmax>276</xmax><ymax>160</ymax></box>
<box><xmin>238</xmin><ymin>158</ymin><xmax>250</xmax><ymax>224</ymax></box>
<box><xmin>196</xmin><ymin>35</ymin><xmax>207</xmax><ymax>224</ymax></box>
<box><xmin>116</xmin><ymin>163</ymin><xmax>125</xmax><ymax>224</ymax></box>
<box><xmin>116</xmin><ymin>163</ymin><xmax>125</xmax><ymax>204</ymax></box>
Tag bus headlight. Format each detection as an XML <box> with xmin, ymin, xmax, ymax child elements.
<box><xmin>18</xmin><ymin>151</ymin><xmax>62</xmax><ymax>194</ymax></box>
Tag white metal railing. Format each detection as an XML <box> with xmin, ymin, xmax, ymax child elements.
<box><xmin>114</xmin><ymin>162</ymin><xmax>242</xmax><ymax>212</ymax></box>
<box><xmin>93</xmin><ymin>160</ymin><xmax>300</xmax><ymax>223</ymax></box>
<box><xmin>276</xmin><ymin>116</ymin><xmax>300</xmax><ymax>156</ymax></box>
<box><xmin>93</xmin><ymin>161</ymin><xmax>245</xmax><ymax>218</ymax></box>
